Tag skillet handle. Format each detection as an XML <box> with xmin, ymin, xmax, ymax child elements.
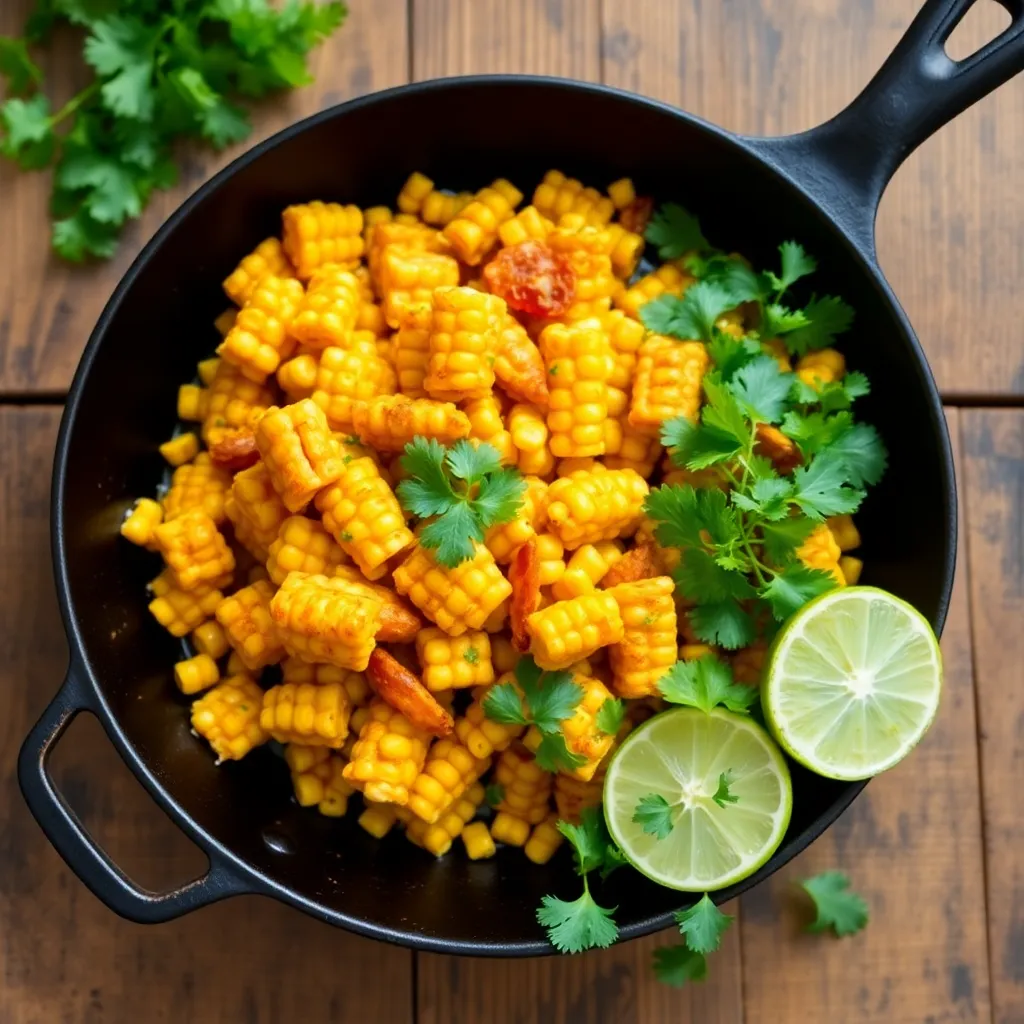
<box><xmin>745</xmin><ymin>0</ymin><xmax>1024</xmax><ymax>259</ymax></box>
<box><xmin>18</xmin><ymin>664</ymin><xmax>256</xmax><ymax>923</ymax></box>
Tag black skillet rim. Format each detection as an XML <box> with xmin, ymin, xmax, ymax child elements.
<box><xmin>49</xmin><ymin>74</ymin><xmax>956</xmax><ymax>956</ymax></box>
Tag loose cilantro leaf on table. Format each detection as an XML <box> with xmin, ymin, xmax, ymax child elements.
<box><xmin>654</xmin><ymin>894</ymin><xmax>735</xmax><ymax>988</ymax></box>
<box><xmin>398</xmin><ymin>438</ymin><xmax>526</xmax><ymax>567</ymax></box>
<box><xmin>653</xmin><ymin>944</ymin><xmax>708</xmax><ymax>987</ymax></box>
<box><xmin>800</xmin><ymin>872</ymin><xmax>869</xmax><ymax>937</ymax></box>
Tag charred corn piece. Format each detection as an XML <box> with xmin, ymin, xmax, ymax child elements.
<box><xmin>490</xmin><ymin>810</ymin><xmax>531</xmax><ymax>846</ymax></box>
<box><xmin>424</xmin><ymin>286</ymin><xmax>506</xmax><ymax>401</ymax></box>
<box><xmin>628</xmin><ymin>335</ymin><xmax>709</xmax><ymax>436</ymax></box>
<box><xmin>485</xmin><ymin>475</ymin><xmax>548</xmax><ymax>564</ymax></box>
<box><xmin>533</xmin><ymin>170</ymin><xmax>614</xmax><ymax>226</ymax></box>
<box><xmin>173</xmin><ymin>653</ymin><xmax>220</xmax><ymax>696</ymax></box>
<box><xmin>523</xmin><ymin>671</ymin><xmax>616</xmax><ymax>782</ymax></box>
<box><xmin>796</xmin><ymin>523</ymin><xmax>845</xmax><ymax>586</ymax></box>
<box><xmin>223</xmin><ymin>237</ymin><xmax>295</xmax><ymax>306</ymax></box>
<box><xmin>545</xmin><ymin>466</ymin><xmax>648</xmax><ymax>549</ymax></box>
<box><xmin>163</xmin><ymin>453</ymin><xmax>233</xmax><ymax>525</ymax></box>
<box><xmin>497</xmin><ymin>204</ymin><xmax>554</xmax><ymax>247</ymax></box>
<box><xmin>393</xmin><ymin>543</ymin><xmax>512</xmax><ymax>637</ymax></box>
<box><xmin>224</xmin><ymin>461</ymin><xmax>290</xmax><ymax>561</ymax></box>
<box><xmin>178</xmin><ymin>383</ymin><xmax>207</xmax><ymax>422</ymax></box>
<box><xmin>270</xmin><ymin>571</ymin><xmax>383</xmax><ymax>671</ymax></box>
<box><xmin>201</xmin><ymin>362</ymin><xmax>276</xmax><ymax>447</ymax></box>
<box><xmin>342</xmin><ymin>700</ymin><xmax>431</xmax><ymax>805</ymax></box>
<box><xmin>406</xmin><ymin>737</ymin><xmax>490</xmax><ymax>824</ymax></box>
<box><xmin>154</xmin><ymin>510</ymin><xmax>235</xmax><ymax>592</ymax></box>
<box><xmin>315</xmin><ymin>455</ymin><xmax>414</xmax><ymax>579</ymax></box>
<box><xmin>464</xmin><ymin>394</ymin><xmax>516</xmax><ymax>466</ymax></box>
<box><xmin>493</xmin><ymin>744</ymin><xmax>552</xmax><ymax>825</ymax></box>
<box><xmin>615</xmin><ymin>261</ymin><xmax>693</xmax><ymax>319</ymax></box>
<box><xmin>507</xmin><ymin>402</ymin><xmax>554</xmax><ymax>477</ymax></box>
<box><xmin>217</xmin><ymin>275</ymin><xmax>304</xmax><ymax>382</ymax></box>
<box><xmin>266</xmin><ymin>516</ymin><xmax>349</xmax><ymax>585</ymax></box>
<box><xmin>535</xmin><ymin>532</ymin><xmax>566</xmax><ymax>586</ymax></box>
<box><xmin>494</xmin><ymin>315</ymin><xmax>549</xmax><ymax>407</ymax></box>
<box><xmin>540</xmin><ymin>320</ymin><xmax>614</xmax><ymax>458</ymax></box>
<box><xmin>349</xmin><ymin>395</ymin><xmax>470</xmax><ymax>451</ymax></box>
<box><xmin>600</xmin><ymin>543</ymin><xmax>661</xmax><ymax>588</ymax></box>
<box><xmin>526</xmin><ymin>591</ymin><xmax>624</xmax><ymax>671</ymax></box>
<box><xmin>443</xmin><ymin>178</ymin><xmax>523</xmax><ymax>264</ymax></box>
<box><xmin>462</xmin><ymin>820</ymin><xmax>497</xmax><ymax>859</ymax></box>
<box><xmin>839</xmin><ymin>555</ymin><xmax>862</xmax><ymax>585</ymax></box>
<box><xmin>289</xmin><ymin>265</ymin><xmax>361</xmax><ymax>350</ymax></box>
<box><xmin>416</xmin><ymin>628</ymin><xmax>494</xmax><ymax>691</ymax></box>
<box><xmin>121</xmin><ymin>498</ymin><xmax>164</xmax><ymax>549</ymax></box>
<box><xmin>366</xmin><ymin>647</ymin><xmax>455</xmax><ymax>736</ymax></box>
<box><xmin>285</xmin><ymin>744</ymin><xmax>354</xmax><ymax>816</ymax></box>
<box><xmin>276</xmin><ymin>352</ymin><xmax>320</xmax><ymax>401</ymax></box>
<box><xmin>554</xmin><ymin>770</ymin><xmax>604</xmax><ymax>823</ymax></box>
<box><xmin>192</xmin><ymin>619</ymin><xmax>230</xmax><ymax>660</ymax></box>
<box><xmin>282</xmin><ymin>201</ymin><xmax>363</xmax><ymax>279</ymax></box>
<box><xmin>191</xmin><ymin>675</ymin><xmax>269</xmax><ymax>762</ymax></box>
<box><xmin>551</xmin><ymin>541</ymin><xmax>625</xmax><ymax>600</ymax></box>
<box><xmin>397</xmin><ymin>171</ymin><xmax>434</xmax><ymax>215</ymax></box>
<box><xmin>454</xmin><ymin>678</ymin><xmax>527</xmax><ymax>758</ymax></box>
<box><xmin>797</xmin><ymin>347</ymin><xmax>846</xmax><ymax>388</ymax></box>
<box><xmin>148</xmin><ymin>570</ymin><xmax>223</xmax><ymax>637</ymax></box>
<box><xmin>255</xmin><ymin>400</ymin><xmax>343</xmax><ymax>513</ymax></box>
<box><xmin>525</xmin><ymin>814</ymin><xmax>564</xmax><ymax>865</ymax></box>
<box><xmin>215</xmin><ymin>579</ymin><xmax>284</xmax><ymax>671</ymax></box>
<box><xmin>380</xmin><ymin>248</ymin><xmax>461</xmax><ymax>328</ymax></box>
<box><xmin>755</xmin><ymin>423</ymin><xmax>802</xmax><ymax>473</ymax></box>
<box><xmin>311</xmin><ymin>339</ymin><xmax>397</xmax><ymax>432</ymax></box>
<box><xmin>827</xmin><ymin>514</ymin><xmax>861</xmax><ymax>552</ymax></box>
<box><xmin>606</xmin><ymin>577</ymin><xmax>678</xmax><ymax>698</ymax></box>
<box><xmin>404</xmin><ymin>783</ymin><xmax>485</xmax><ymax>856</ymax></box>
<box><xmin>261</xmin><ymin>681</ymin><xmax>351</xmax><ymax>748</ymax></box>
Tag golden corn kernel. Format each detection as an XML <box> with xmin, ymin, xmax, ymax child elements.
<box><xmin>163</xmin><ymin>453</ymin><xmax>233</xmax><ymax>525</ymax></box>
<box><xmin>224</xmin><ymin>461</ymin><xmax>290</xmax><ymax>561</ymax></box>
<box><xmin>443</xmin><ymin>179</ymin><xmax>523</xmax><ymax>265</ymax></box>
<box><xmin>192</xmin><ymin>620</ymin><xmax>230</xmax><ymax>660</ymax></box>
<box><xmin>828</xmin><ymin>514</ymin><xmax>861</xmax><ymax>552</ymax></box>
<box><xmin>527</xmin><ymin>591</ymin><xmax>624</xmax><ymax>671</ymax></box>
<box><xmin>191</xmin><ymin>675</ymin><xmax>269</xmax><ymax>762</ymax></box>
<box><xmin>607</xmin><ymin>577</ymin><xmax>678</xmax><ymax>698</ymax></box>
<box><xmin>493</xmin><ymin>744</ymin><xmax>551</xmax><ymax>824</ymax></box>
<box><xmin>343</xmin><ymin>700</ymin><xmax>431</xmax><ymax>805</ymax></box>
<box><xmin>223</xmin><ymin>237</ymin><xmax>295</xmax><ymax>306</ymax></box>
<box><xmin>462</xmin><ymin>820</ymin><xmax>496</xmax><ymax>859</ymax></box>
<box><xmin>310</xmin><ymin>339</ymin><xmax>398</xmax><ymax>432</ymax></box>
<box><xmin>154</xmin><ymin>509</ymin><xmax>235</xmax><ymax>592</ymax></box>
<box><xmin>424</xmin><ymin>286</ymin><xmax>506</xmax><ymax>402</ymax></box>
<box><xmin>545</xmin><ymin>467</ymin><xmax>648</xmax><ymax>550</ymax></box>
<box><xmin>215</xmin><ymin>579</ymin><xmax>284</xmax><ymax>671</ymax></box>
<box><xmin>261</xmin><ymin>681</ymin><xmax>351</xmax><ymax>747</ymax></box>
<box><xmin>177</xmin><ymin>384</ymin><xmax>206</xmax><ymax>422</ymax></box>
<box><xmin>490</xmin><ymin>810</ymin><xmax>531</xmax><ymax>847</ymax></box>
<box><xmin>121</xmin><ymin>498</ymin><xmax>164</xmax><ymax>550</ymax></box>
<box><xmin>266</xmin><ymin>516</ymin><xmax>349</xmax><ymax>585</ymax></box>
<box><xmin>454</xmin><ymin>680</ymin><xmax>527</xmax><ymax>758</ymax></box>
<box><xmin>415</xmin><ymin>628</ymin><xmax>495</xmax><ymax>691</ymax></box>
<box><xmin>218</xmin><ymin>275</ymin><xmax>305</xmax><ymax>382</ymax></box>
<box><xmin>201</xmin><ymin>361</ymin><xmax>275</xmax><ymax>446</ymax></box>
<box><xmin>285</xmin><ymin>744</ymin><xmax>355</xmax><ymax>816</ymax></box>
<box><xmin>839</xmin><ymin>555</ymin><xmax>863</xmax><ymax>586</ymax></box>
<box><xmin>349</xmin><ymin>395</ymin><xmax>471</xmax><ymax>452</ymax></box>
<box><xmin>174</xmin><ymin>653</ymin><xmax>220</xmax><ymax>696</ymax></box>
<box><xmin>607</xmin><ymin>177</ymin><xmax>635</xmax><ymax>210</ymax></box>
<box><xmin>282</xmin><ymin>201</ymin><xmax>364</xmax><ymax>279</ymax></box>
<box><xmin>629</xmin><ymin>334</ymin><xmax>709</xmax><ymax>436</ymax></box>
<box><xmin>406</xmin><ymin>737</ymin><xmax>490</xmax><ymax>824</ymax></box>
<box><xmin>525</xmin><ymin>815</ymin><xmax>564</xmax><ymax>865</ymax></box>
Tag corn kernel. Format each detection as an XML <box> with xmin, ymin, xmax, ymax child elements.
<box><xmin>191</xmin><ymin>675</ymin><xmax>268</xmax><ymax>762</ymax></box>
<box><xmin>174</xmin><ymin>653</ymin><xmax>220</xmax><ymax>695</ymax></box>
<box><xmin>462</xmin><ymin>820</ymin><xmax>496</xmax><ymax>860</ymax></box>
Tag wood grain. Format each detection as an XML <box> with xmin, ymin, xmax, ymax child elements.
<box><xmin>738</xmin><ymin>408</ymin><xmax>992</xmax><ymax>1023</ymax></box>
<box><xmin>962</xmin><ymin>408</ymin><xmax>1024</xmax><ymax>1024</ymax></box>
<box><xmin>417</xmin><ymin>908</ymin><xmax>744</xmax><ymax>1024</ymax></box>
<box><xmin>0</xmin><ymin>425</ymin><xmax>413</xmax><ymax>1018</ymax></box>
<box><xmin>599</xmin><ymin>0</ymin><xmax>1024</xmax><ymax>399</ymax></box>
<box><xmin>0</xmin><ymin>0</ymin><xmax>409</xmax><ymax>396</ymax></box>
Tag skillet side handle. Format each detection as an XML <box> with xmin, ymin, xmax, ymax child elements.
<box><xmin>18</xmin><ymin>664</ymin><xmax>257</xmax><ymax>923</ymax></box>
<box><xmin>745</xmin><ymin>0</ymin><xmax>1024</xmax><ymax>260</ymax></box>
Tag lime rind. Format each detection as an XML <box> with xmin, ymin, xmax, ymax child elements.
<box><xmin>762</xmin><ymin>586</ymin><xmax>943</xmax><ymax>782</ymax></box>
<box><xmin>603</xmin><ymin>708</ymin><xmax>793</xmax><ymax>892</ymax></box>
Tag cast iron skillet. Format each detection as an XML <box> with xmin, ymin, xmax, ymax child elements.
<box><xmin>17</xmin><ymin>0</ymin><xmax>1023</xmax><ymax>955</ymax></box>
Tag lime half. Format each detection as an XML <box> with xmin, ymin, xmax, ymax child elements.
<box><xmin>762</xmin><ymin>586</ymin><xmax>943</xmax><ymax>781</ymax></box>
<box><xmin>603</xmin><ymin>708</ymin><xmax>792</xmax><ymax>892</ymax></box>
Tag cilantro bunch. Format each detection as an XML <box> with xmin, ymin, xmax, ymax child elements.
<box><xmin>482</xmin><ymin>655</ymin><xmax>624</xmax><ymax>773</ymax></box>
<box><xmin>0</xmin><ymin>0</ymin><xmax>346</xmax><ymax>260</ymax></box>
<box><xmin>397</xmin><ymin>438</ymin><xmax>526</xmax><ymax>568</ymax></box>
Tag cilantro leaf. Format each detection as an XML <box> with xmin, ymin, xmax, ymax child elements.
<box><xmin>533</xmin><ymin>732</ymin><xmax>586</xmax><ymax>774</ymax></box>
<box><xmin>599</xmin><ymin>843</ymin><xmax>628</xmax><ymax>880</ymax></box>
<box><xmin>688</xmin><ymin>600</ymin><xmax>756</xmax><ymax>650</ymax></box>
<box><xmin>800</xmin><ymin>872</ymin><xmax>869</xmax><ymax>937</ymax></box>
<box><xmin>732</xmin><ymin>474</ymin><xmax>792</xmax><ymax>521</ymax></box>
<box><xmin>0</xmin><ymin>94</ymin><xmax>55</xmax><ymax>169</ymax></box>
<box><xmin>52</xmin><ymin>207</ymin><xmax>119</xmax><ymax>261</ymax></box>
<box><xmin>397</xmin><ymin>437</ymin><xmax>457</xmax><ymax>517</ymax></box>
<box><xmin>712</xmin><ymin>771</ymin><xmax>738</xmax><ymax>809</ymax></box>
<box><xmin>632</xmin><ymin>793</ymin><xmax>674</xmax><ymax>840</ymax></box>
<box><xmin>701</xmin><ymin>373</ymin><xmax>749</xmax><ymax>443</ymax></box>
<box><xmin>659</xmin><ymin>656</ymin><xmax>758</xmax><ymax>714</ymax></box>
<box><xmin>785</xmin><ymin>296</ymin><xmax>855</xmax><ymax>355</ymax></box>
<box><xmin>645</xmin><ymin>202</ymin><xmax>708</xmax><ymax>259</ymax></box>
<box><xmin>595</xmin><ymin>697</ymin><xmax>626</xmax><ymax>736</ymax></box>
<box><xmin>481</xmin><ymin>681</ymin><xmax>529</xmax><ymax>726</ymax></box>
<box><xmin>529</xmin><ymin>672</ymin><xmax>584</xmax><ymax>734</ymax></box>
<box><xmin>200</xmin><ymin>98</ymin><xmax>251</xmax><ymax>149</ymax></box>
<box><xmin>84</xmin><ymin>17</ymin><xmax>157</xmax><ymax>121</ymax></box>
<box><xmin>762</xmin><ymin>303</ymin><xmax>810</xmax><ymax>337</ymax></box>
<box><xmin>729</xmin><ymin>356</ymin><xmax>793</xmax><ymax>424</ymax></box>
<box><xmin>765</xmin><ymin>241</ymin><xmax>817</xmax><ymax>296</ymax></box>
<box><xmin>57</xmin><ymin>149</ymin><xmax>143</xmax><ymax>225</ymax></box>
<box><xmin>674</xmin><ymin>549</ymin><xmax>755</xmax><ymax>604</ymax></box>
<box><xmin>760</xmin><ymin>564</ymin><xmax>836</xmax><ymax>620</ymax></box>
<box><xmin>780</xmin><ymin>409</ymin><xmax>853</xmax><ymax>455</ymax></box>
<box><xmin>761</xmin><ymin>516</ymin><xmax>818</xmax><ymax>565</ymax></box>
<box><xmin>653</xmin><ymin>945</ymin><xmax>708</xmax><ymax>987</ymax></box>
<box><xmin>703</xmin><ymin>257</ymin><xmax>764</xmax><ymax>305</ymax></box>
<box><xmin>0</xmin><ymin>37</ymin><xmax>43</xmax><ymax>95</ymax></box>
<box><xmin>473</xmin><ymin>469</ymin><xmax>527</xmax><ymax>527</ymax></box>
<box><xmin>790</xmin><ymin>455</ymin><xmax>866</xmax><ymax>520</ymax></box>
<box><xmin>707</xmin><ymin>332</ymin><xmax>762</xmax><ymax>378</ymax></box>
<box><xmin>446</xmin><ymin>439</ymin><xmax>503</xmax><ymax>483</ymax></box>
<box><xmin>661</xmin><ymin>418</ymin><xmax>741</xmax><ymax>470</ymax></box>
<box><xmin>644</xmin><ymin>484</ymin><xmax>704</xmax><ymax>550</ymax></box>
<box><xmin>674</xmin><ymin>894</ymin><xmax>734</xmax><ymax>954</ymax></box>
<box><xmin>419</xmin><ymin>501</ymin><xmax>482</xmax><ymax>567</ymax></box>
<box><xmin>484</xmin><ymin>782</ymin><xmax>504</xmax><ymax>807</ymax></box>
<box><xmin>557</xmin><ymin>808</ymin><xmax>609</xmax><ymax>875</ymax></box>
<box><xmin>537</xmin><ymin>891</ymin><xmax>618</xmax><ymax>954</ymax></box>
<box><xmin>821</xmin><ymin>422</ymin><xmax>887</xmax><ymax>488</ymax></box>
<box><xmin>643</xmin><ymin>281</ymin><xmax>742</xmax><ymax>343</ymax></box>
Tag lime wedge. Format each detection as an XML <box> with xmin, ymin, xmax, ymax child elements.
<box><xmin>762</xmin><ymin>586</ymin><xmax>942</xmax><ymax>781</ymax></box>
<box><xmin>603</xmin><ymin>708</ymin><xmax>792</xmax><ymax>892</ymax></box>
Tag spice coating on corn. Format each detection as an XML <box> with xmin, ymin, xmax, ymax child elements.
<box><xmin>148</xmin><ymin>570</ymin><xmax>223</xmax><ymax>637</ymax></box>
<box><xmin>342</xmin><ymin>700</ymin><xmax>431</xmax><ymax>805</ymax></box>
<box><xmin>494</xmin><ymin>315</ymin><xmax>549</xmax><ymax>407</ymax></box>
<box><xmin>539</xmin><ymin>321</ymin><xmax>613</xmax><ymax>458</ymax></box>
<box><xmin>454</xmin><ymin>679</ymin><xmax>527</xmax><ymax>758</ymax></box>
<box><xmin>202</xmin><ymin>362</ymin><xmax>275</xmax><ymax>447</ymax></box>
<box><xmin>551</xmin><ymin>541</ymin><xmax>625</xmax><ymax>600</ymax></box>
<box><xmin>154</xmin><ymin>510</ymin><xmax>235</xmax><ymax>592</ymax></box>
<box><xmin>174</xmin><ymin>653</ymin><xmax>220</xmax><ymax>695</ymax></box>
<box><xmin>282</xmin><ymin>201</ymin><xmax>364</xmax><ymax>279</ymax></box>
<box><xmin>163</xmin><ymin>453</ymin><xmax>233</xmax><ymax>525</ymax></box>
<box><xmin>403</xmin><ymin>783</ymin><xmax>485</xmax><ymax>856</ymax></box>
<box><xmin>380</xmin><ymin>249</ymin><xmax>461</xmax><ymax>328</ymax></box>
<box><xmin>443</xmin><ymin>179</ymin><xmax>523</xmax><ymax>265</ymax></box>
<box><xmin>217</xmin><ymin>275</ymin><xmax>305</xmax><ymax>383</ymax></box>
<box><xmin>554</xmin><ymin>771</ymin><xmax>604</xmax><ymax>823</ymax></box>
<box><xmin>416</xmin><ymin>628</ymin><xmax>495</xmax><ymax>691</ymax></box>
<box><xmin>260</xmin><ymin>682</ymin><xmax>352</xmax><ymax>748</ymax></box>
<box><xmin>289</xmin><ymin>265</ymin><xmax>361</xmax><ymax>350</ymax></box>
<box><xmin>223</xmin><ymin>237</ymin><xmax>295</xmax><ymax>306</ymax></box>
<box><xmin>225</xmin><ymin>461</ymin><xmax>290</xmax><ymax>561</ymax></box>
<box><xmin>215</xmin><ymin>579</ymin><xmax>284</xmax><ymax>671</ymax></box>
<box><xmin>191</xmin><ymin>675</ymin><xmax>269</xmax><ymax>762</ymax></box>
<box><xmin>285</xmin><ymin>744</ymin><xmax>355</xmax><ymax>816</ymax></box>
<box><xmin>407</xmin><ymin>737</ymin><xmax>490</xmax><ymax>824</ymax></box>
<box><xmin>493</xmin><ymin>744</ymin><xmax>552</xmax><ymax>825</ymax></box>
<box><xmin>424</xmin><ymin>286</ymin><xmax>506</xmax><ymax>401</ymax></box>
<box><xmin>266</xmin><ymin>516</ymin><xmax>349</xmax><ymax>585</ymax></box>
<box><xmin>628</xmin><ymin>335</ymin><xmax>709</xmax><ymax>435</ymax></box>
<box><xmin>350</xmin><ymin>395</ymin><xmax>471</xmax><ymax>452</ymax></box>
<box><xmin>121</xmin><ymin>498</ymin><xmax>164</xmax><ymax>549</ymax></box>
<box><xmin>545</xmin><ymin>467</ymin><xmax>649</xmax><ymax>549</ymax></box>
<box><xmin>310</xmin><ymin>339</ymin><xmax>397</xmax><ymax>432</ymax></box>
<box><xmin>533</xmin><ymin>170</ymin><xmax>614</xmax><ymax>227</ymax></box>
<box><xmin>464</xmin><ymin>394</ymin><xmax>517</xmax><ymax>466</ymax></box>
<box><xmin>255</xmin><ymin>400</ymin><xmax>343</xmax><ymax>513</ymax></box>
<box><xmin>606</xmin><ymin>577</ymin><xmax>678</xmax><ymax>698</ymax></box>
<box><xmin>526</xmin><ymin>590</ymin><xmax>624</xmax><ymax>671</ymax></box>
<box><xmin>393</xmin><ymin>543</ymin><xmax>512</xmax><ymax>637</ymax></box>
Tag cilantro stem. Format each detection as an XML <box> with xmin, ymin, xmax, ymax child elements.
<box><xmin>48</xmin><ymin>82</ymin><xmax>100</xmax><ymax>128</ymax></box>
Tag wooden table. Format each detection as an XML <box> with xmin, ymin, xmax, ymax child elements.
<box><xmin>1</xmin><ymin>2</ymin><xmax>1021</xmax><ymax>1021</ymax></box>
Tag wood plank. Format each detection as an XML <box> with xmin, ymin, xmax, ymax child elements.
<box><xmin>417</xmin><ymin>906</ymin><xmax>744</xmax><ymax>1024</ymax></box>
<box><xmin>738</xmin><ymin>408</ymin><xmax>991</xmax><ymax>1023</ymax></box>
<box><xmin>0</xmin><ymin>408</ymin><xmax>413</xmax><ymax>1024</ymax></box>
<box><xmin>411</xmin><ymin>0</ymin><xmax>601</xmax><ymax>80</ymax></box>
<box><xmin>599</xmin><ymin>0</ymin><xmax>1024</xmax><ymax>398</ymax></box>
<box><xmin>0</xmin><ymin>0</ymin><xmax>409</xmax><ymax>396</ymax></box>
<box><xmin>962</xmin><ymin>408</ymin><xmax>1024</xmax><ymax>1024</ymax></box>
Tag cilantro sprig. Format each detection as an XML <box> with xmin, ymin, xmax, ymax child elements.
<box><xmin>800</xmin><ymin>871</ymin><xmax>869</xmax><ymax>937</ymax></box>
<box><xmin>397</xmin><ymin>438</ymin><xmax>526</xmax><ymax>568</ymax></box>
<box><xmin>654</xmin><ymin>894</ymin><xmax>734</xmax><ymax>988</ymax></box>
<box><xmin>0</xmin><ymin>1</ymin><xmax>346</xmax><ymax>260</ymax></box>
<box><xmin>536</xmin><ymin>808</ymin><xmax>622</xmax><ymax>954</ymax></box>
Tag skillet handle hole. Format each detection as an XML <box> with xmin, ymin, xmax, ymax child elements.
<box><xmin>945</xmin><ymin>0</ymin><xmax>1013</xmax><ymax>60</ymax></box>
